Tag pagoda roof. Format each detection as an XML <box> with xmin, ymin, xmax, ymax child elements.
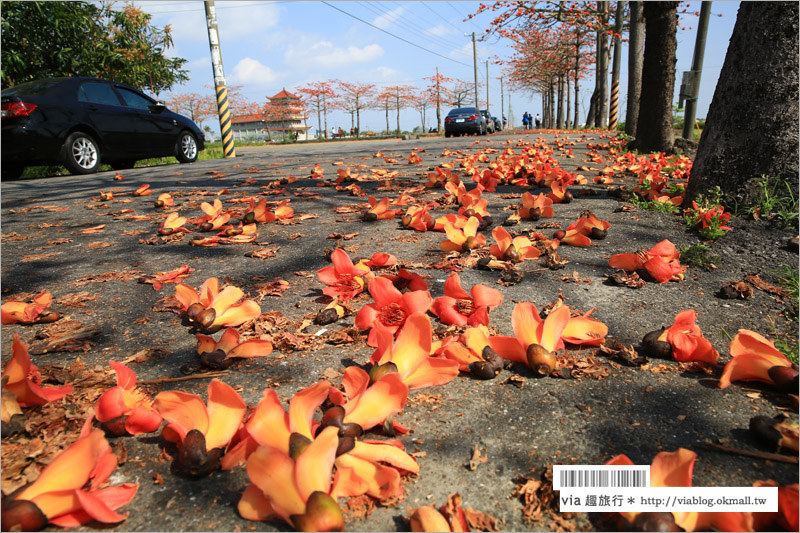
<box><xmin>270</xmin><ymin>88</ymin><xmax>300</xmax><ymax>100</ymax></box>
<box><xmin>231</xmin><ymin>113</ymin><xmax>265</xmax><ymax>123</ymax></box>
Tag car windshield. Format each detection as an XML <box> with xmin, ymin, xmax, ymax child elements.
<box><xmin>2</xmin><ymin>79</ymin><xmax>62</xmax><ymax>98</ymax></box>
<box><xmin>449</xmin><ymin>108</ymin><xmax>476</xmax><ymax>115</ymax></box>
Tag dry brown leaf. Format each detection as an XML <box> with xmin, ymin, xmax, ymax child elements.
<box><xmin>468</xmin><ymin>444</ymin><xmax>488</xmax><ymax>471</ymax></box>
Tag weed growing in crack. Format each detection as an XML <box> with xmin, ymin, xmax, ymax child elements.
<box><xmin>678</xmin><ymin>243</ymin><xmax>720</xmax><ymax>270</ymax></box>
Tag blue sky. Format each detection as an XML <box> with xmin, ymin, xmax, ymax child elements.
<box><xmin>136</xmin><ymin>1</ymin><xmax>741</xmax><ymax>135</ymax></box>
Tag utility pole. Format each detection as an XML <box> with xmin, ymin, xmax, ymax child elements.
<box><xmin>608</xmin><ymin>0</ymin><xmax>624</xmax><ymax>130</ymax></box>
<box><xmin>436</xmin><ymin>66</ymin><xmax>442</xmax><ymax>134</ymax></box>
<box><xmin>682</xmin><ymin>1</ymin><xmax>711</xmax><ymax>140</ymax></box>
<box><xmin>204</xmin><ymin>1</ymin><xmax>235</xmax><ymax>157</ymax></box>
<box><xmin>471</xmin><ymin>32</ymin><xmax>479</xmax><ymax>109</ymax></box>
<box><xmin>500</xmin><ymin>76</ymin><xmax>505</xmax><ymax>128</ymax></box>
<box><xmin>485</xmin><ymin>60</ymin><xmax>490</xmax><ymax>113</ymax></box>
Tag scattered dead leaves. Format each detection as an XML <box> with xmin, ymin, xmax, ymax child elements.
<box><xmin>245</xmin><ymin>247</ymin><xmax>280</xmax><ymax>259</ymax></box>
<box><xmin>21</xmin><ymin>252</ymin><xmax>63</xmax><ymax>263</ymax></box>
<box><xmin>71</xmin><ymin>270</ymin><xmax>142</xmax><ymax>287</ymax></box>
<box><xmin>746</xmin><ymin>274</ymin><xmax>789</xmax><ymax>298</ymax></box>
<box><xmin>556</xmin><ymin>353</ymin><xmax>610</xmax><ymax>380</ymax></box>
<box><xmin>468</xmin><ymin>444</ymin><xmax>489</xmax><ymax>471</ymax></box>
<box><xmin>29</xmin><ymin>319</ymin><xmax>100</xmax><ymax>354</ymax></box>
<box><xmin>55</xmin><ymin>292</ymin><xmax>102</xmax><ymax>309</ymax></box>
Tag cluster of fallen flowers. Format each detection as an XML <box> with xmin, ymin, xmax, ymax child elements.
<box><xmin>2</xmin><ymin>132</ymin><xmax>798</xmax><ymax>532</ymax></box>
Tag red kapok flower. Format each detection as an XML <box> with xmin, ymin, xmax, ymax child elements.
<box><xmin>431</xmin><ymin>272</ymin><xmax>503</xmax><ymax>327</ymax></box>
<box><xmin>2</xmin><ymin>427</ymin><xmax>138</xmax><ymax>530</ymax></box>
<box><xmin>718</xmin><ymin>330</ymin><xmax>796</xmax><ymax>390</ymax></box>
<box><xmin>196</xmin><ymin>327</ymin><xmax>273</xmax><ymax>369</ymax></box>
<box><xmin>1</xmin><ymin>290</ymin><xmax>60</xmax><ymax>325</ymax></box>
<box><xmin>154</xmin><ymin>379</ymin><xmax>246</xmax><ymax>476</ymax></box>
<box><xmin>609</xmin><ymin>239</ymin><xmax>686</xmax><ymax>283</ymax></box>
<box><xmin>440</xmin><ymin>216</ymin><xmax>486</xmax><ymax>253</ymax></box>
<box><xmin>2</xmin><ymin>334</ymin><xmax>72</xmax><ymax>407</ymax></box>
<box><xmin>661</xmin><ymin>310</ymin><xmax>720</xmax><ymax>364</ymax></box>
<box><xmin>316</xmin><ymin>248</ymin><xmax>371</xmax><ymax>303</ymax></box>
<box><xmin>489</xmin><ymin>302</ymin><xmax>570</xmax><ymax>365</ymax></box>
<box><xmin>489</xmin><ymin>226</ymin><xmax>541</xmax><ymax>263</ymax></box>
<box><xmin>355</xmin><ymin>277</ymin><xmax>432</xmax><ymax>346</ymax></box>
<box><xmin>174</xmin><ymin>277</ymin><xmax>261</xmax><ymax>332</ymax></box>
<box><xmin>605</xmin><ymin>449</ymin><xmax>752</xmax><ymax>532</ymax></box>
<box><xmin>95</xmin><ymin>361</ymin><xmax>162</xmax><ymax>436</ymax></box>
<box><xmin>370</xmin><ymin>312</ymin><xmax>459</xmax><ymax>390</ymax></box>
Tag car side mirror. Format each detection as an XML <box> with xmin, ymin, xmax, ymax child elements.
<box><xmin>148</xmin><ymin>103</ymin><xmax>167</xmax><ymax>113</ymax></box>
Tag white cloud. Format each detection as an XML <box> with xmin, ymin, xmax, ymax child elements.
<box><xmin>425</xmin><ymin>24</ymin><xmax>456</xmax><ymax>37</ymax></box>
<box><xmin>284</xmin><ymin>41</ymin><xmax>383</xmax><ymax>70</ymax></box>
<box><xmin>230</xmin><ymin>57</ymin><xmax>279</xmax><ymax>86</ymax></box>
<box><xmin>372</xmin><ymin>6</ymin><xmax>406</xmax><ymax>30</ymax></box>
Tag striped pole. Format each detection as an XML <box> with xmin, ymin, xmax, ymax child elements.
<box><xmin>204</xmin><ymin>1</ymin><xmax>235</xmax><ymax>158</ymax></box>
<box><xmin>608</xmin><ymin>80</ymin><xmax>619</xmax><ymax>131</ymax></box>
<box><xmin>608</xmin><ymin>1</ymin><xmax>624</xmax><ymax>130</ymax></box>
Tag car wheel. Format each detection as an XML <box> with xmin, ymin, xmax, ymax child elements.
<box><xmin>445</xmin><ymin>131</ymin><xmax>451</xmax><ymax>138</ymax></box>
<box><xmin>63</xmin><ymin>132</ymin><xmax>100</xmax><ymax>174</ymax></box>
<box><xmin>175</xmin><ymin>131</ymin><xmax>198</xmax><ymax>163</ymax></box>
<box><xmin>2</xmin><ymin>165</ymin><xmax>26</xmax><ymax>180</ymax></box>
<box><xmin>109</xmin><ymin>160</ymin><xmax>137</xmax><ymax>170</ymax></box>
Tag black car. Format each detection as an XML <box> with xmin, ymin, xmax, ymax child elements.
<box><xmin>444</xmin><ymin>106</ymin><xmax>486</xmax><ymax>137</ymax></box>
<box><xmin>1</xmin><ymin>77</ymin><xmax>205</xmax><ymax>178</ymax></box>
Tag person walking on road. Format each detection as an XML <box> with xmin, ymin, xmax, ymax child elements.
<box><xmin>522</xmin><ymin>112</ymin><xmax>529</xmax><ymax>130</ymax></box>
<box><xmin>535</xmin><ymin>113</ymin><xmax>541</xmax><ymax>128</ymax></box>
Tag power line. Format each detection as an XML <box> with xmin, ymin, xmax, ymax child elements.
<box><xmin>320</xmin><ymin>1</ymin><xmax>471</xmax><ymax>68</ymax></box>
<box><xmin>359</xmin><ymin>1</ymin><xmax>466</xmax><ymax>53</ymax></box>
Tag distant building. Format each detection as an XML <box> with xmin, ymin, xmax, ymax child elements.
<box><xmin>231</xmin><ymin>113</ymin><xmax>269</xmax><ymax>142</ymax></box>
<box><xmin>264</xmin><ymin>88</ymin><xmax>311</xmax><ymax>141</ymax></box>
<box><xmin>230</xmin><ymin>89</ymin><xmax>312</xmax><ymax>142</ymax></box>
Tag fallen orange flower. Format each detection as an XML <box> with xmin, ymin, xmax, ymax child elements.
<box><xmin>409</xmin><ymin>493</ymin><xmax>488</xmax><ymax>532</ymax></box>
<box><xmin>518</xmin><ymin>192</ymin><xmax>554</xmax><ymax>220</ymax></box>
<box><xmin>137</xmin><ymin>264</ymin><xmax>194</xmax><ymax>290</ymax></box>
<box><xmin>554</xmin><ymin>227</ymin><xmax>592</xmax><ymax>247</ymax></box>
<box><xmin>1</xmin><ymin>427</ymin><xmax>137</xmax><ymax>530</ymax></box>
<box><xmin>609</xmin><ymin>239</ymin><xmax>686</xmax><ymax>283</ymax></box>
<box><xmin>751</xmin><ymin>480</ymin><xmax>798</xmax><ymax>532</ymax></box>
<box><xmin>195</xmin><ymin>327</ymin><xmax>273</xmax><ymax>369</ymax></box>
<box><xmin>154</xmin><ymin>192</ymin><xmax>173</xmax><ymax>208</ymax></box>
<box><xmin>355</xmin><ymin>276</ymin><xmax>432</xmax><ymax>346</ymax></box>
<box><xmin>408</xmin><ymin>151</ymin><xmax>423</xmax><ymax>164</ymax></box>
<box><xmin>273</xmin><ymin>198</ymin><xmax>294</xmax><ymax>219</ymax></box>
<box><xmin>548</xmin><ymin>179</ymin><xmax>573</xmax><ymax>203</ymax></box>
<box><xmin>364</xmin><ymin>252</ymin><xmax>397</xmax><ymax>268</ymax></box>
<box><xmin>174</xmin><ymin>277</ymin><xmax>261</xmax><ymax>332</ymax></box>
<box><xmin>382</xmin><ymin>269</ymin><xmax>429</xmax><ymax>293</ymax></box>
<box><xmin>238</xmin><ymin>425</ymin><xmax>345</xmax><ymax>529</ymax></box>
<box><xmin>719</xmin><ymin>329</ymin><xmax>797</xmax><ymax>391</ymax></box>
<box><xmin>317</xmin><ymin>248</ymin><xmax>372</xmax><ymax>303</ymax></box>
<box><xmin>489</xmin><ymin>302</ymin><xmax>570</xmax><ymax>374</ymax></box>
<box><xmin>562</xmin><ymin>308</ymin><xmax>608</xmax><ymax>346</ymax></box>
<box><xmin>1</xmin><ymin>290</ymin><xmax>60</xmax><ymax>324</ymax></box>
<box><xmin>243</xmin><ymin>198</ymin><xmax>277</xmax><ymax>224</ymax></box>
<box><xmin>653</xmin><ymin>310</ymin><xmax>720</xmax><ymax>364</ymax></box>
<box><xmin>197</xmin><ymin>198</ymin><xmax>231</xmax><ymax>231</ymax></box>
<box><xmin>440</xmin><ymin>216</ymin><xmax>486</xmax><ymax>253</ymax></box>
<box><xmin>605</xmin><ymin>449</ymin><xmax>752</xmax><ymax>532</ymax></box>
<box><xmin>363</xmin><ymin>196</ymin><xmax>400</xmax><ymax>222</ymax></box>
<box><xmin>158</xmin><ymin>212</ymin><xmax>191</xmax><ymax>235</ymax></box>
<box><xmin>2</xmin><ymin>334</ymin><xmax>72</xmax><ymax>407</ymax></box>
<box><xmin>567</xmin><ymin>211</ymin><xmax>610</xmax><ymax>239</ymax></box>
<box><xmin>327</xmin><ymin>366</ymin><xmax>409</xmax><ymax>433</ymax></box>
<box><xmin>401</xmin><ymin>203</ymin><xmax>435</xmax><ymax>232</ymax></box>
<box><xmin>489</xmin><ymin>226</ymin><xmax>541</xmax><ymax>263</ymax></box>
<box><xmin>154</xmin><ymin>378</ymin><xmax>246</xmax><ymax>476</ymax></box>
<box><xmin>431</xmin><ymin>272</ymin><xmax>503</xmax><ymax>327</ymax></box>
<box><xmin>370</xmin><ymin>312</ymin><xmax>459</xmax><ymax>389</ymax></box>
<box><xmin>132</xmin><ymin>183</ymin><xmax>152</xmax><ymax>196</ymax></box>
<box><xmin>95</xmin><ymin>361</ymin><xmax>162</xmax><ymax>436</ymax></box>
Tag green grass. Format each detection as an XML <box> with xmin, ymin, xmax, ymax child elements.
<box><xmin>678</xmin><ymin>243</ymin><xmax>720</xmax><ymax>270</ymax></box>
<box><xmin>19</xmin><ymin>142</ymin><xmax>227</xmax><ymax>179</ymax></box>
<box><xmin>629</xmin><ymin>195</ymin><xmax>682</xmax><ymax>215</ymax></box>
<box><xmin>750</xmin><ymin>175</ymin><xmax>799</xmax><ymax>228</ymax></box>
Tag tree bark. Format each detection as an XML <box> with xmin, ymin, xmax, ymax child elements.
<box><xmin>557</xmin><ymin>76</ymin><xmax>565</xmax><ymax>129</ymax></box>
<box><xmin>596</xmin><ymin>1</ymin><xmax>610</xmax><ymax>128</ymax></box>
<box><xmin>585</xmin><ymin>87</ymin><xmax>598</xmax><ymax>127</ymax></box>
<box><xmin>684</xmin><ymin>2</ymin><xmax>799</xmax><ymax>207</ymax></box>
<box><xmin>626</xmin><ymin>1</ymin><xmax>644</xmax><ymax>137</ymax></box>
<box><xmin>633</xmin><ymin>2</ymin><xmax>678</xmax><ymax>153</ymax></box>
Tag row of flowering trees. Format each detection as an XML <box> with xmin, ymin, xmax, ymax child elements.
<box><xmin>165</xmin><ymin>75</ymin><xmax>484</xmax><ymax>140</ymax></box>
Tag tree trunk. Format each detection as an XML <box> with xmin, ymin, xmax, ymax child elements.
<box><xmin>633</xmin><ymin>2</ymin><xmax>679</xmax><ymax>153</ymax></box>
<box><xmin>595</xmin><ymin>1</ymin><xmax>610</xmax><ymax>129</ymax></box>
<box><xmin>385</xmin><ymin>105</ymin><xmax>390</xmax><ymax>134</ymax></box>
<box><xmin>565</xmin><ymin>75</ymin><xmax>571</xmax><ymax>129</ymax></box>
<box><xmin>573</xmin><ymin>67</ymin><xmax>580</xmax><ymax>129</ymax></box>
<box><xmin>585</xmin><ymin>87</ymin><xmax>598</xmax><ymax>128</ymax></box>
<box><xmin>549</xmin><ymin>82</ymin><xmax>556</xmax><ymax>128</ymax></box>
<box><xmin>557</xmin><ymin>76</ymin><xmax>565</xmax><ymax>129</ymax></box>
<box><xmin>626</xmin><ymin>1</ymin><xmax>644</xmax><ymax>137</ymax></box>
<box><xmin>684</xmin><ymin>2</ymin><xmax>799</xmax><ymax>208</ymax></box>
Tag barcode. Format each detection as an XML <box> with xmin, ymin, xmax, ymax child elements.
<box><xmin>553</xmin><ymin>466</ymin><xmax>650</xmax><ymax>489</ymax></box>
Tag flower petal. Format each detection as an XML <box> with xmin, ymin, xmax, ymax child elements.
<box><xmin>730</xmin><ymin>330</ymin><xmax>790</xmax><ymax>363</ymax></box>
<box><xmin>247</xmin><ymin>390</ymin><xmax>291</xmax><ymax>452</ymax></box>
<box><xmin>288</xmin><ymin>381</ymin><xmax>330</xmax><ymax>439</ymax></box>
<box><xmin>443</xmin><ymin>273</ymin><xmax>470</xmax><ymax>300</ymax></box>
<box><xmin>246</xmin><ymin>446</ymin><xmax>305</xmax><ymax>520</ymax></box>
<box><xmin>204</xmin><ymin>379</ymin><xmax>246</xmax><ymax>450</ymax></box>
<box><xmin>391</xmin><ymin>313</ymin><xmax>432</xmax><ymax>379</ymax></box>
<box><xmin>488</xmin><ymin>336</ymin><xmax>527</xmax><ymax>364</ymax></box>
<box><xmin>237</xmin><ymin>483</ymin><xmax>280</xmax><ymax>522</ymax></box>
<box><xmin>470</xmin><ymin>284</ymin><xmax>503</xmax><ymax>308</ymax></box>
<box><xmin>511</xmin><ymin>302</ymin><xmax>544</xmax><ymax>348</ymax></box>
<box><xmin>345</xmin><ymin>373</ymin><xmax>408</xmax><ymax>430</ymax></box>
<box><xmin>650</xmin><ymin>448</ymin><xmax>695</xmax><ymax>487</ymax></box>
<box><xmin>718</xmin><ymin>353</ymin><xmax>780</xmax><ymax>389</ymax></box>
<box><xmin>608</xmin><ymin>253</ymin><xmax>644</xmax><ymax>272</ymax></box>
<box><xmin>294</xmin><ymin>425</ymin><xmax>338</xmax><ymax>501</ymax></box>
<box><xmin>403</xmin><ymin>357</ymin><xmax>460</xmax><ymax>390</ymax></box>
<box><xmin>174</xmin><ymin>283</ymin><xmax>199</xmax><ymax>310</ymax></box>
<box><xmin>214</xmin><ymin>301</ymin><xmax>262</xmax><ymax>328</ymax></box>
<box><xmin>228</xmin><ymin>339</ymin><xmax>273</xmax><ymax>359</ymax></box>
<box><xmin>154</xmin><ymin>391</ymin><xmax>210</xmax><ymax>441</ymax></box>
